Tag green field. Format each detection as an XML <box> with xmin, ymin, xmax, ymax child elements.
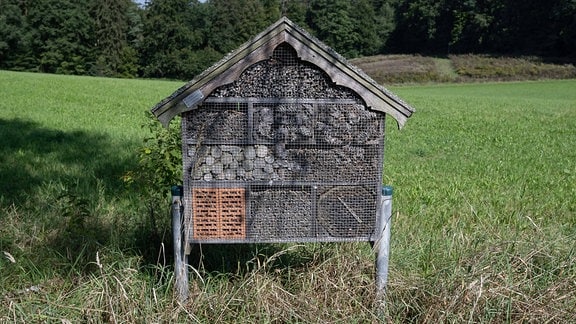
<box><xmin>1</xmin><ymin>70</ymin><xmax>575</xmax><ymax>322</ymax></box>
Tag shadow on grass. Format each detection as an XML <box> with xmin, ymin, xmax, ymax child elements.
<box><xmin>186</xmin><ymin>242</ymin><xmax>336</xmax><ymax>276</ymax></box>
<box><xmin>0</xmin><ymin>118</ymin><xmax>137</xmax><ymax>205</ymax></box>
<box><xmin>0</xmin><ymin>118</ymin><xmax>147</xmax><ymax>272</ymax></box>
<box><xmin>0</xmin><ymin>118</ymin><xmax>323</xmax><ymax>276</ymax></box>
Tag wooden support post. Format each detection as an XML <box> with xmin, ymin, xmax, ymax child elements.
<box><xmin>375</xmin><ymin>186</ymin><xmax>393</xmax><ymax>312</ymax></box>
<box><xmin>171</xmin><ymin>185</ymin><xmax>188</xmax><ymax>302</ymax></box>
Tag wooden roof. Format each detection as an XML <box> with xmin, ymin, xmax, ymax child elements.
<box><xmin>151</xmin><ymin>17</ymin><xmax>414</xmax><ymax>128</ymax></box>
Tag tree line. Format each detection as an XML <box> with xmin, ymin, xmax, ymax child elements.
<box><xmin>1</xmin><ymin>0</ymin><xmax>574</xmax><ymax>80</ymax></box>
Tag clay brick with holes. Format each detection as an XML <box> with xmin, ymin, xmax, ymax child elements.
<box><xmin>192</xmin><ymin>188</ymin><xmax>246</xmax><ymax>239</ymax></box>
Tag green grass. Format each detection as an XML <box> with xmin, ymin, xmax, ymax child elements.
<box><xmin>1</xmin><ymin>70</ymin><xmax>575</xmax><ymax>322</ymax></box>
<box><xmin>0</xmin><ymin>71</ymin><xmax>180</xmax><ymax>202</ymax></box>
<box><xmin>385</xmin><ymin>80</ymin><xmax>576</xmax><ymax>321</ymax></box>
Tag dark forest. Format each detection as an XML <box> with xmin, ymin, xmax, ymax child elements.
<box><xmin>1</xmin><ymin>0</ymin><xmax>574</xmax><ymax>80</ymax></box>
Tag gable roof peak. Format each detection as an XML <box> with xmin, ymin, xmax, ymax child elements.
<box><xmin>151</xmin><ymin>16</ymin><xmax>414</xmax><ymax>128</ymax></box>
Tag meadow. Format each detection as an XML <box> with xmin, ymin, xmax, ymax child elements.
<box><xmin>1</xmin><ymin>70</ymin><xmax>575</xmax><ymax>322</ymax></box>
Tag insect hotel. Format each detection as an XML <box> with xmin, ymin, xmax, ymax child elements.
<box><xmin>151</xmin><ymin>17</ymin><xmax>414</xmax><ymax>301</ymax></box>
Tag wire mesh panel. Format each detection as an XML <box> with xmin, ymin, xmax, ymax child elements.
<box><xmin>248</xmin><ymin>186</ymin><xmax>313</xmax><ymax>240</ymax></box>
<box><xmin>183</xmin><ymin>42</ymin><xmax>385</xmax><ymax>244</ymax></box>
<box><xmin>185</xmin><ymin>104</ymin><xmax>248</xmax><ymax>143</ymax></box>
<box><xmin>317</xmin><ymin>186</ymin><xmax>377</xmax><ymax>238</ymax></box>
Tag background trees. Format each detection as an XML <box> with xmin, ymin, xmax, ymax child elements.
<box><xmin>0</xmin><ymin>0</ymin><xmax>574</xmax><ymax>79</ymax></box>
<box><xmin>139</xmin><ymin>0</ymin><xmax>199</xmax><ymax>79</ymax></box>
<box><xmin>0</xmin><ymin>0</ymin><xmax>26</xmax><ymax>70</ymax></box>
<box><xmin>92</xmin><ymin>0</ymin><xmax>140</xmax><ymax>77</ymax></box>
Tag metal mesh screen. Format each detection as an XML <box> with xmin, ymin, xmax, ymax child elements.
<box><xmin>248</xmin><ymin>186</ymin><xmax>313</xmax><ymax>239</ymax></box>
<box><xmin>317</xmin><ymin>186</ymin><xmax>376</xmax><ymax>238</ymax></box>
<box><xmin>183</xmin><ymin>42</ymin><xmax>385</xmax><ymax>244</ymax></box>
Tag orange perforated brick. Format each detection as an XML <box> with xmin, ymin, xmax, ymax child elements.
<box><xmin>192</xmin><ymin>188</ymin><xmax>246</xmax><ymax>239</ymax></box>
